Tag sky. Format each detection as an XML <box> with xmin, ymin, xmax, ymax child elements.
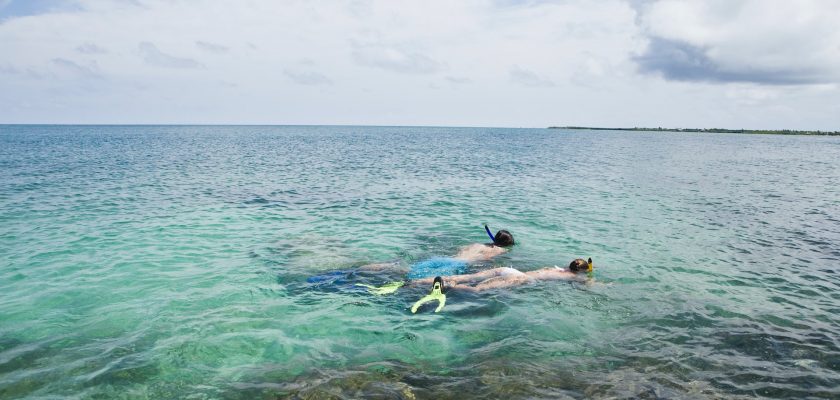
<box><xmin>1</xmin><ymin>0</ymin><xmax>839</xmax><ymax>129</ymax></box>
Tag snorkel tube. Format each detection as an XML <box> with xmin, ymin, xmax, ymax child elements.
<box><xmin>484</xmin><ymin>224</ymin><xmax>496</xmax><ymax>244</ymax></box>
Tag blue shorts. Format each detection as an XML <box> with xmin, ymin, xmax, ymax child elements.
<box><xmin>306</xmin><ymin>270</ymin><xmax>353</xmax><ymax>284</ymax></box>
<box><xmin>407</xmin><ymin>257</ymin><xmax>467</xmax><ymax>280</ymax></box>
<box><xmin>304</xmin><ymin>270</ymin><xmax>368</xmax><ymax>293</ymax></box>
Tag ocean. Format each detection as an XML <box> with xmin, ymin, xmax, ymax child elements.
<box><xmin>1</xmin><ymin>125</ymin><xmax>838</xmax><ymax>398</ymax></box>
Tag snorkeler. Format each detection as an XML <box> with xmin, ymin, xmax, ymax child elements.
<box><xmin>355</xmin><ymin>225</ymin><xmax>515</xmax><ymax>279</ymax></box>
<box><xmin>411</xmin><ymin>258</ymin><xmax>593</xmax><ymax>293</ymax></box>
<box><xmin>402</xmin><ymin>225</ymin><xmax>514</xmax><ymax>279</ymax></box>
<box><xmin>306</xmin><ymin>225</ymin><xmax>514</xmax><ymax>291</ymax></box>
<box><xmin>404</xmin><ymin>258</ymin><xmax>592</xmax><ymax>313</ymax></box>
<box><xmin>328</xmin><ymin>257</ymin><xmax>593</xmax><ymax>313</ymax></box>
<box><xmin>452</xmin><ymin>225</ymin><xmax>514</xmax><ymax>262</ymax></box>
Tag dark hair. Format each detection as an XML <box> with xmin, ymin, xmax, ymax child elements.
<box><xmin>568</xmin><ymin>258</ymin><xmax>591</xmax><ymax>273</ymax></box>
<box><xmin>493</xmin><ymin>230</ymin><xmax>515</xmax><ymax>247</ymax></box>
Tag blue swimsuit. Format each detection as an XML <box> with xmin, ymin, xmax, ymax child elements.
<box><xmin>406</xmin><ymin>257</ymin><xmax>467</xmax><ymax>280</ymax></box>
<box><xmin>307</xmin><ymin>257</ymin><xmax>468</xmax><ymax>288</ymax></box>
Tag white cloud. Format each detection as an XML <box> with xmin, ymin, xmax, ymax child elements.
<box><xmin>138</xmin><ymin>42</ymin><xmax>204</xmax><ymax>69</ymax></box>
<box><xmin>352</xmin><ymin>44</ymin><xmax>441</xmax><ymax>74</ymax></box>
<box><xmin>636</xmin><ymin>0</ymin><xmax>840</xmax><ymax>85</ymax></box>
<box><xmin>52</xmin><ymin>57</ymin><xmax>101</xmax><ymax>79</ymax></box>
<box><xmin>0</xmin><ymin>0</ymin><xmax>837</xmax><ymax>130</ymax></box>
<box><xmin>76</xmin><ymin>42</ymin><xmax>108</xmax><ymax>54</ymax></box>
<box><xmin>284</xmin><ymin>69</ymin><xmax>332</xmax><ymax>86</ymax></box>
<box><xmin>195</xmin><ymin>40</ymin><xmax>228</xmax><ymax>54</ymax></box>
<box><xmin>509</xmin><ymin>65</ymin><xmax>555</xmax><ymax>88</ymax></box>
<box><xmin>445</xmin><ymin>76</ymin><xmax>471</xmax><ymax>84</ymax></box>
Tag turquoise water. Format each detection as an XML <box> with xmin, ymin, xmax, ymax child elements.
<box><xmin>1</xmin><ymin>125</ymin><xmax>839</xmax><ymax>399</ymax></box>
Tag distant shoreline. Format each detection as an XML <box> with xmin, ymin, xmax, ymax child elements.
<box><xmin>1</xmin><ymin>124</ymin><xmax>837</xmax><ymax>135</ymax></box>
<box><xmin>548</xmin><ymin>126</ymin><xmax>840</xmax><ymax>136</ymax></box>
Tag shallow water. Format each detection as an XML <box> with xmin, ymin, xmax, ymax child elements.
<box><xmin>1</xmin><ymin>125</ymin><xmax>839</xmax><ymax>399</ymax></box>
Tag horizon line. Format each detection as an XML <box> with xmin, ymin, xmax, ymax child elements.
<box><xmin>0</xmin><ymin>123</ymin><xmax>837</xmax><ymax>133</ymax></box>
<box><xmin>0</xmin><ymin>123</ymin><xmax>542</xmax><ymax>129</ymax></box>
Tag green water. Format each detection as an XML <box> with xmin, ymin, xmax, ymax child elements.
<box><xmin>1</xmin><ymin>125</ymin><xmax>838</xmax><ymax>399</ymax></box>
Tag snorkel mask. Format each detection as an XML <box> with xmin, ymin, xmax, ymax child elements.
<box><xmin>485</xmin><ymin>224</ymin><xmax>514</xmax><ymax>247</ymax></box>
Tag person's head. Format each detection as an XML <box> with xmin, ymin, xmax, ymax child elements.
<box><xmin>493</xmin><ymin>229</ymin><xmax>515</xmax><ymax>247</ymax></box>
<box><xmin>568</xmin><ymin>258</ymin><xmax>593</xmax><ymax>273</ymax></box>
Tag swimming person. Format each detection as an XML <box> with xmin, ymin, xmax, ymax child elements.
<box><xmin>407</xmin><ymin>258</ymin><xmax>593</xmax><ymax>313</ymax></box>
<box><xmin>404</xmin><ymin>225</ymin><xmax>515</xmax><ymax>279</ymax></box>
<box><xmin>411</xmin><ymin>258</ymin><xmax>593</xmax><ymax>293</ymax></box>
<box><xmin>451</xmin><ymin>226</ymin><xmax>514</xmax><ymax>261</ymax></box>
<box><xmin>349</xmin><ymin>257</ymin><xmax>593</xmax><ymax>313</ymax></box>
<box><xmin>307</xmin><ymin>225</ymin><xmax>514</xmax><ymax>285</ymax></box>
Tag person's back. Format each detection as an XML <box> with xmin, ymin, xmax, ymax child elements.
<box><xmin>453</xmin><ymin>243</ymin><xmax>505</xmax><ymax>261</ymax></box>
<box><xmin>321</xmin><ymin>226</ymin><xmax>516</xmax><ymax>281</ymax></box>
<box><xmin>453</xmin><ymin>228</ymin><xmax>514</xmax><ymax>262</ymax></box>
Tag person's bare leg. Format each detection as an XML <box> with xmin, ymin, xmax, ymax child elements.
<box><xmin>469</xmin><ymin>276</ymin><xmax>531</xmax><ymax>292</ymax></box>
<box><xmin>358</xmin><ymin>261</ymin><xmax>406</xmax><ymax>273</ymax></box>
<box><xmin>447</xmin><ymin>283</ymin><xmax>479</xmax><ymax>292</ymax></box>
<box><xmin>411</xmin><ymin>268</ymin><xmax>506</xmax><ymax>286</ymax></box>
<box><xmin>443</xmin><ymin>277</ymin><xmax>527</xmax><ymax>293</ymax></box>
<box><xmin>449</xmin><ymin>268</ymin><xmax>506</xmax><ymax>283</ymax></box>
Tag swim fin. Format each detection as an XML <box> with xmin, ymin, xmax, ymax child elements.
<box><xmin>355</xmin><ymin>281</ymin><xmax>405</xmax><ymax>295</ymax></box>
<box><xmin>411</xmin><ymin>276</ymin><xmax>446</xmax><ymax>313</ymax></box>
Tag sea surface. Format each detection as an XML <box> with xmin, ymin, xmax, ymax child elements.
<box><xmin>1</xmin><ymin>125</ymin><xmax>839</xmax><ymax>399</ymax></box>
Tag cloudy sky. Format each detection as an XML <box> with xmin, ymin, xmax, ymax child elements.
<box><xmin>1</xmin><ymin>0</ymin><xmax>839</xmax><ymax>129</ymax></box>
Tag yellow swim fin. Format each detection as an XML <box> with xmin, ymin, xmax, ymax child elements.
<box><xmin>411</xmin><ymin>277</ymin><xmax>446</xmax><ymax>313</ymax></box>
<box><xmin>355</xmin><ymin>281</ymin><xmax>405</xmax><ymax>295</ymax></box>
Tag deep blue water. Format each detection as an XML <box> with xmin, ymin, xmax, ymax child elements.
<box><xmin>1</xmin><ymin>125</ymin><xmax>839</xmax><ymax>399</ymax></box>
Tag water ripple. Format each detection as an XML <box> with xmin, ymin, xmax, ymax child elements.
<box><xmin>1</xmin><ymin>126</ymin><xmax>839</xmax><ymax>398</ymax></box>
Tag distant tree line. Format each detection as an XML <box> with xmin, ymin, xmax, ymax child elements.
<box><xmin>548</xmin><ymin>126</ymin><xmax>839</xmax><ymax>136</ymax></box>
